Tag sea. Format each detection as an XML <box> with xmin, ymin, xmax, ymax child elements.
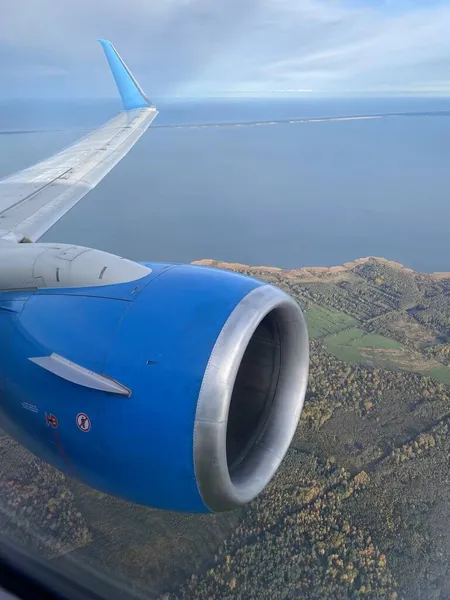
<box><xmin>0</xmin><ymin>97</ymin><xmax>449</xmax><ymax>273</ymax></box>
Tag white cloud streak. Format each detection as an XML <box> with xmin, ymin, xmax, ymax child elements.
<box><xmin>0</xmin><ymin>0</ymin><xmax>450</xmax><ymax>97</ymax></box>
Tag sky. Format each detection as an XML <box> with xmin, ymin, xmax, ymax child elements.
<box><xmin>1</xmin><ymin>0</ymin><xmax>450</xmax><ymax>98</ymax></box>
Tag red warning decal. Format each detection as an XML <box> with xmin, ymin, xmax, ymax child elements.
<box><xmin>76</xmin><ymin>412</ymin><xmax>91</xmax><ymax>432</ymax></box>
<box><xmin>45</xmin><ymin>413</ymin><xmax>58</xmax><ymax>429</ymax></box>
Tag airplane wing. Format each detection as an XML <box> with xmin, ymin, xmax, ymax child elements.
<box><xmin>0</xmin><ymin>40</ymin><xmax>158</xmax><ymax>244</ymax></box>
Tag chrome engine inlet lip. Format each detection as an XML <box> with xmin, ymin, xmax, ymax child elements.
<box><xmin>193</xmin><ymin>284</ymin><xmax>309</xmax><ymax>512</ymax></box>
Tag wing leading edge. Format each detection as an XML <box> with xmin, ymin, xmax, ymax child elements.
<box><xmin>0</xmin><ymin>40</ymin><xmax>157</xmax><ymax>243</ymax></box>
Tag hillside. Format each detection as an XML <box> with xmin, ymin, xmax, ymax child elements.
<box><xmin>0</xmin><ymin>257</ymin><xmax>449</xmax><ymax>600</ymax></box>
<box><xmin>194</xmin><ymin>256</ymin><xmax>450</xmax><ymax>384</ymax></box>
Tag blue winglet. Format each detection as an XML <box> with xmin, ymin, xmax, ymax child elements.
<box><xmin>98</xmin><ymin>39</ymin><xmax>151</xmax><ymax>111</ymax></box>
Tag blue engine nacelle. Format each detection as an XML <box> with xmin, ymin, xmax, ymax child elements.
<box><xmin>0</xmin><ymin>261</ymin><xmax>309</xmax><ymax>513</ymax></box>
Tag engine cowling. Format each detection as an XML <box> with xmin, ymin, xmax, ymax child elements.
<box><xmin>0</xmin><ymin>257</ymin><xmax>309</xmax><ymax>513</ymax></box>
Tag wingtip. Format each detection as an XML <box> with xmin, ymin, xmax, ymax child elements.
<box><xmin>98</xmin><ymin>39</ymin><xmax>151</xmax><ymax>110</ymax></box>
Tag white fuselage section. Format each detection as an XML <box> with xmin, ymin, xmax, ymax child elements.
<box><xmin>0</xmin><ymin>243</ymin><xmax>150</xmax><ymax>291</ymax></box>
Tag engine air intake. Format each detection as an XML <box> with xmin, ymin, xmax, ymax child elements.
<box><xmin>194</xmin><ymin>285</ymin><xmax>309</xmax><ymax>512</ymax></box>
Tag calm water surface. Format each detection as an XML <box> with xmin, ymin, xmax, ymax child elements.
<box><xmin>0</xmin><ymin>97</ymin><xmax>449</xmax><ymax>272</ymax></box>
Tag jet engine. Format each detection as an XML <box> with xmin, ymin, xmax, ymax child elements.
<box><xmin>0</xmin><ymin>245</ymin><xmax>309</xmax><ymax>512</ymax></box>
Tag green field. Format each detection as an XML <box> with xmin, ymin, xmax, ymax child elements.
<box><xmin>324</xmin><ymin>328</ymin><xmax>450</xmax><ymax>384</ymax></box>
<box><xmin>305</xmin><ymin>304</ymin><xmax>357</xmax><ymax>339</ymax></box>
<box><xmin>350</xmin><ymin>332</ymin><xmax>403</xmax><ymax>349</ymax></box>
<box><xmin>324</xmin><ymin>328</ymin><xmax>403</xmax><ymax>364</ymax></box>
<box><xmin>423</xmin><ymin>366</ymin><xmax>450</xmax><ymax>386</ymax></box>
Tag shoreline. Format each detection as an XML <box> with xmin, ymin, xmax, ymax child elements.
<box><xmin>192</xmin><ymin>256</ymin><xmax>450</xmax><ymax>280</ymax></box>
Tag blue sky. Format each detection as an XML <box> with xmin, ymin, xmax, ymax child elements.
<box><xmin>1</xmin><ymin>0</ymin><xmax>450</xmax><ymax>98</ymax></box>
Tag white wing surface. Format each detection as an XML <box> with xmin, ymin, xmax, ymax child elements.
<box><xmin>0</xmin><ymin>40</ymin><xmax>157</xmax><ymax>243</ymax></box>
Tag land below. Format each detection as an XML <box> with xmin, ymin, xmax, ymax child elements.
<box><xmin>1</xmin><ymin>257</ymin><xmax>449</xmax><ymax>600</ymax></box>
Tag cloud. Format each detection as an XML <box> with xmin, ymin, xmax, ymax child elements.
<box><xmin>1</xmin><ymin>0</ymin><xmax>450</xmax><ymax>97</ymax></box>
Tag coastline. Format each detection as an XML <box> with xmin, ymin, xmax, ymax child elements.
<box><xmin>192</xmin><ymin>256</ymin><xmax>450</xmax><ymax>281</ymax></box>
